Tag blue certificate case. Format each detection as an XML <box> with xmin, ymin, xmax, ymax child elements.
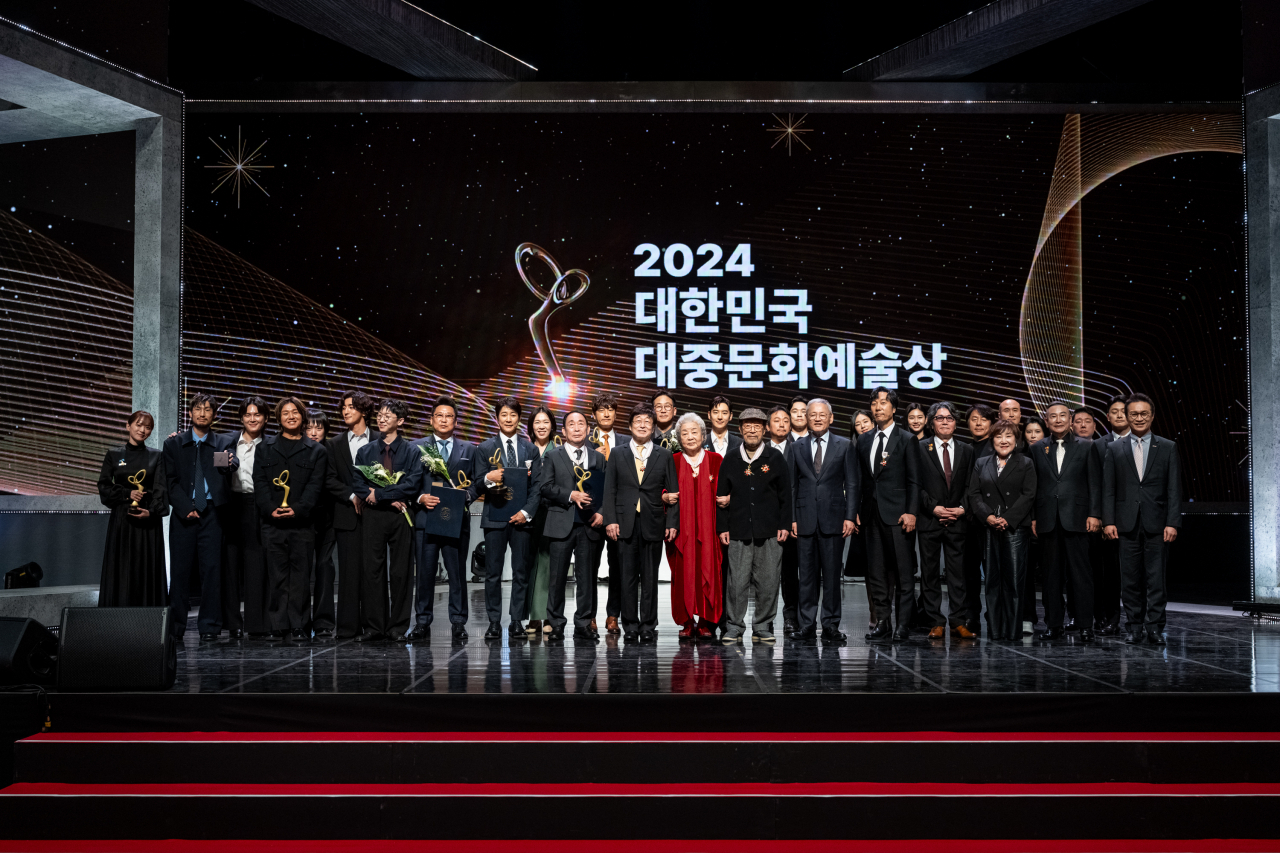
<box><xmin>424</xmin><ymin>483</ymin><xmax>466</xmax><ymax>538</ymax></box>
<box><xmin>576</xmin><ymin>469</ymin><xmax>605</xmax><ymax>525</ymax></box>
<box><xmin>489</xmin><ymin>467</ymin><xmax>529</xmax><ymax>522</ymax></box>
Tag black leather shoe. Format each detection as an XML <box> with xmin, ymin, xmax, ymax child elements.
<box><xmin>623</xmin><ymin>630</ymin><xmax>639</xmax><ymax>642</ymax></box>
<box><xmin>484</xmin><ymin>621</ymin><xmax>502</xmax><ymax>640</ymax></box>
<box><xmin>451</xmin><ymin>624</ymin><xmax>467</xmax><ymax>640</ymax></box>
<box><xmin>1099</xmin><ymin>621</ymin><xmax>1121</xmax><ymax>637</ymax></box>
<box><xmin>314</xmin><ymin>628</ymin><xmax>335</xmax><ymax>639</ymax></box>
<box><xmin>572</xmin><ymin>626</ymin><xmax>595</xmax><ymax>641</ymax></box>
<box><xmin>228</xmin><ymin>629</ymin><xmax>244</xmax><ymax>639</ymax></box>
<box><xmin>199</xmin><ymin>633</ymin><xmax>218</xmax><ymax>642</ymax></box>
<box><xmin>547</xmin><ymin>627</ymin><xmax>565</xmax><ymax>641</ymax></box>
<box><xmin>1064</xmin><ymin>618</ymin><xmax>1078</xmax><ymax>633</ymax></box>
<box><xmin>1148</xmin><ymin>630</ymin><xmax>1166</xmax><ymax>645</ymax></box>
<box><xmin>783</xmin><ymin>618</ymin><xmax>797</xmax><ymax>635</ymax></box>
<box><xmin>1124</xmin><ymin>630</ymin><xmax>1145</xmax><ymax>644</ymax></box>
<box><xmin>406</xmin><ymin>627</ymin><xmax>428</xmax><ymax>642</ymax></box>
<box><xmin>1039</xmin><ymin>627</ymin><xmax>1065</xmax><ymax>641</ymax></box>
<box><xmin>821</xmin><ymin>628</ymin><xmax>847</xmax><ymax>644</ymax></box>
<box><xmin>891</xmin><ymin>626</ymin><xmax>911</xmax><ymax>642</ymax></box>
<box><xmin>789</xmin><ymin>625</ymin><xmax>817</xmax><ymax>641</ymax></box>
<box><xmin>639</xmin><ymin>629</ymin><xmax>657</xmax><ymax>643</ymax></box>
<box><xmin>1078</xmin><ymin>628</ymin><xmax>1095</xmax><ymax>643</ymax></box>
<box><xmin>508</xmin><ymin>620</ymin><xmax>525</xmax><ymax>637</ymax></box>
<box><xmin>290</xmin><ymin>629</ymin><xmax>308</xmax><ymax>640</ymax></box>
<box><xmin>865</xmin><ymin>622</ymin><xmax>892</xmax><ymax>643</ymax></box>
<box><xmin>355</xmin><ymin>632</ymin><xmax>387</xmax><ymax>643</ymax></box>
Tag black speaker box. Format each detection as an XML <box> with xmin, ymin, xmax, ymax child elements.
<box><xmin>58</xmin><ymin>607</ymin><xmax>176</xmax><ymax>691</ymax></box>
<box><xmin>0</xmin><ymin>617</ymin><xmax>58</xmax><ymax>686</ymax></box>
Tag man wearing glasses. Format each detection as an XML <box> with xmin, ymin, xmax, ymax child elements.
<box><xmin>915</xmin><ymin>403</ymin><xmax>977</xmax><ymax>639</ymax></box>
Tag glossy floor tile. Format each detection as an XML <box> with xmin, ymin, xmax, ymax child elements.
<box><xmin>170</xmin><ymin>582</ymin><xmax>1280</xmax><ymax>694</ymax></box>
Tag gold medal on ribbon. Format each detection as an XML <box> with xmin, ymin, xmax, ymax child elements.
<box><xmin>273</xmin><ymin>469</ymin><xmax>291</xmax><ymax>507</ymax></box>
<box><xmin>126</xmin><ymin>469</ymin><xmax>146</xmax><ymax>507</ymax></box>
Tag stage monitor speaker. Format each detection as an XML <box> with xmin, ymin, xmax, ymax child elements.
<box><xmin>4</xmin><ymin>561</ymin><xmax>42</xmax><ymax>589</ymax></box>
<box><xmin>0</xmin><ymin>617</ymin><xmax>58</xmax><ymax>686</ymax></box>
<box><xmin>58</xmin><ymin>607</ymin><xmax>176</xmax><ymax>691</ymax></box>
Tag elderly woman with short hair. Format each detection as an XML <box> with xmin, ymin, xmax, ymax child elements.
<box><xmin>661</xmin><ymin>412</ymin><xmax>724</xmax><ymax>639</ymax></box>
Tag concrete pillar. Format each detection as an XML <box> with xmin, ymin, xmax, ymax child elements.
<box><xmin>132</xmin><ymin>115</ymin><xmax>182</xmax><ymax>442</ymax></box>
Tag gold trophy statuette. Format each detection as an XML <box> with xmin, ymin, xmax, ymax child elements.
<box><xmin>272</xmin><ymin>469</ymin><xmax>291</xmax><ymax>507</ymax></box>
<box><xmin>574</xmin><ymin>465</ymin><xmax>591</xmax><ymax>494</ymax></box>
<box><xmin>487</xmin><ymin>449</ymin><xmax>514</xmax><ymax>500</ymax></box>
<box><xmin>127</xmin><ymin>469</ymin><xmax>146</xmax><ymax>507</ymax></box>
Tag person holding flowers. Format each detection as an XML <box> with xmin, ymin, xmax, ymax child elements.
<box><xmin>353</xmin><ymin>399</ymin><xmax>422</xmax><ymax>643</ymax></box>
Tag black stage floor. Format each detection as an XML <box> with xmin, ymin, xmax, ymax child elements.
<box><xmin>165</xmin><ymin>582</ymin><xmax>1279</xmax><ymax>696</ymax></box>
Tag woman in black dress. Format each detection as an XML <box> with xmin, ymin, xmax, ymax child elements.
<box><xmin>97</xmin><ymin>410</ymin><xmax>169</xmax><ymax>606</ymax></box>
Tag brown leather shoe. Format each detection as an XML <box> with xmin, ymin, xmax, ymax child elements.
<box><xmin>951</xmin><ymin>625</ymin><xmax>976</xmax><ymax>639</ymax></box>
<box><xmin>605</xmin><ymin>616</ymin><xmax>620</xmax><ymax>634</ymax></box>
<box><xmin>927</xmin><ymin>626</ymin><xmax>945</xmax><ymax>639</ymax></box>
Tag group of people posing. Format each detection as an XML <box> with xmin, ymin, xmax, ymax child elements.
<box><xmin>96</xmin><ymin>384</ymin><xmax>1179</xmax><ymax>648</ymax></box>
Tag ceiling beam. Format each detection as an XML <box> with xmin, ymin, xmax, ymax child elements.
<box><xmin>243</xmin><ymin>0</ymin><xmax>536</xmax><ymax>81</ymax></box>
<box><xmin>844</xmin><ymin>0</ymin><xmax>1153</xmax><ymax>82</ymax></box>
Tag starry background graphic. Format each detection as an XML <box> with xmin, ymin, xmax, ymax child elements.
<box><xmin>0</xmin><ymin>112</ymin><xmax>1244</xmax><ymax>499</ymax></box>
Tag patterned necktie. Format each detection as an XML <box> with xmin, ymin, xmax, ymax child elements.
<box><xmin>575</xmin><ymin>448</ymin><xmax>583</xmax><ymax>466</ymax></box>
<box><xmin>381</xmin><ymin>441</ymin><xmax>395</xmax><ymax>471</ymax></box>
<box><xmin>1055</xmin><ymin>438</ymin><xmax>1065</xmax><ymax>474</ymax></box>
<box><xmin>601</xmin><ymin>432</ymin><xmax>611</xmax><ymax>461</ymax></box>
<box><xmin>504</xmin><ymin>438</ymin><xmax>516</xmax><ymax>468</ymax></box>
<box><xmin>813</xmin><ymin>435</ymin><xmax>824</xmax><ymax>474</ymax></box>
<box><xmin>941</xmin><ymin>440</ymin><xmax>952</xmax><ymax>488</ymax></box>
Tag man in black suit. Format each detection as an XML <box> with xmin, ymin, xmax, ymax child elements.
<box><xmin>1029</xmin><ymin>401</ymin><xmax>1103</xmax><ymax>642</ymax></box>
<box><xmin>789</xmin><ymin>398</ymin><xmax>859</xmax><ymax>643</ymax></box>
<box><xmin>1093</xmin><ymin>394</ymin><xmax>1132</xmax><ymax>635</ymax></box>
<box><xmin>857</xmin><ymin>387</ymin><xmax>922</xmax><ymax>643</ymax></box>
<box><xmin>1103</xmin><ymin>393</ymin><xmax>1181</xmax><ymax>645</ymax></box>
<box><xmin>916</xmin><ymin>402</ymin><xmax>977</xmax><ymax>639</ymax></box>
<box><xmin>163</xmin><ymin>393</ymin><xmax>240</xmax><ymax>643</ymax></box>
<box><xmin>603</xmin><ymin>403</ymin><xmax>679</xmax><ymax>642</ymax></box>
<box><xmin>352</xmin><ymin>399</ymin><xmax>422</xmax><ymax>643</ymax></box>
<box><xmin>788</xmin><ymin>395</ymin><xmax>810</xmax><ymax>442</ymax></box>
<box><xmin>703</xmin><ymin>394</ymin><xmax>744</xmax><ymax>457</ymax></box>
<box><xmin>323</xmin><ymin>391</ymin><xmax>379</xmax><ymax>639</ymax></box>
<box><xmin>252</xmin><ymin>397</ymin><xmax>329</xmax><ymax>640</ymax></box>
<box><xmin>767</xmin><ymin>405</ymin><xmax>801</xmax><ymax>632</ymax></box>
<box><xmin>538</xmin><ymin>410</ymin><xmax>607</xmax><ymax>641</ymax></box>
<box><xmin>475</xmin><ymin>395</ymin><xmax>542</xmax><ymax>641</ymax></box>
<box><xmin>409</xmin><ymin>395</ymin><xmax>478</xmax><ymax>642</ymax></box>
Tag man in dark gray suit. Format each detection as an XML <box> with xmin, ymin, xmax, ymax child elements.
<box><xmin>856</xmin><ymin>387</ymin><xmax>922</xmax><ymax>643</ymax></box>
<box><xmin>767</xmin><ymin>405</ymin><xmax>801</xmax><ymax>632</ymax></box>
<box><xmin>789</xmin><ymin>398</ymin><xmax>860</xmax><ymax>643</ymax></box>
<box><xmin>603</xmin><ymin>403</ymin><xmax>679</xmax><ymax>642</ymax></box>
<box><xmin>538</xmin><ymin>410</ymin><xmax>607</xmax><ymax>641</ymax></box>
<box><xmin>1029</xmin><ymin>401</ymin><xmax>1103</xmax><ymax>643</ymax></box>
<box><xmin>1102</xmin><ymin>393</ymin><xmax>1181</xmax><ymax>645</ymax></box>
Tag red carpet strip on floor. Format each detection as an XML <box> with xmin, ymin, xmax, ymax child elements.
<box><xmin>22</xmin><ymin>731</ymin><xmax>1280</xmax><ymax>744</ymax></box>
<box><xmin>6</xmin><ymin>782</ymin><xmax>1280</xmax><ymax>797</ymax></box>
<box><xmin>1</xmin><ymin>840</ymin><xmax>1277</xmax><ymax>852</ymax></box>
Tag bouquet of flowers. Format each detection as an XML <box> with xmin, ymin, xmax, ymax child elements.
<box><xmin>355</xmin><ymin>463</ymin><xmax>413</xmax><ymax>527</ymax></box>
<box><xmin>419</xmin><ymin>444</ymin><xmax>451</xmax><ymax>483</ymax></box>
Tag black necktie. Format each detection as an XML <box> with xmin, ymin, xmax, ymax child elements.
<box><xmin>575</xmin><ymin>448</ymin><xmax>583</xmax><ymax>465</ymax></box>
<box><xmin>874</xmin><ymin>432</ymin><xmax>885</xmax><ymax>473</ymax></box>
<box><xmin>193</xmin><ymin>441</ymin><xmax>208</xmax><ymax>512</ymax></box>
<box><xmin>813</xmin><ymin>435</ymin><xmax>824</xmax><ymax>474</ymax></box>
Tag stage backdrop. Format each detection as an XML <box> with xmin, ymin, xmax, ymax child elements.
<box><xmin>3</xmin><ymin>111</ymin><xmax>1246</xmax><ymax>501</ymax></box>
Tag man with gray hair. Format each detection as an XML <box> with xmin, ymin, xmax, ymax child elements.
<box><xmin>789</xmin><ymin>398</ymin><xmax>860</xmax><ymax>642</ymax></box>
<box><xmin>715</xmin><ymin>407</ymin><xmax>793</xmax><ymax>643</ymax></box>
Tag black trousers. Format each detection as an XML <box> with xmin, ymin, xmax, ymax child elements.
<box><xmin>779</xmin><ymin>536</ymin><xmax>801</xmax><ymax>621</ymax></box>
<box><xmin>864</xmin><ymin>504</ymin><xmax>917</xmax><ymax>628</ymax></box>
<box><xmin>618</xmin><ymin>526</ymin><xmax>662</xmax><ymax>632</ymax></box>
<box><xmin>1119</xmin><ymin>527</ymin><xmax>1169</xmax><ymax>632</ymax></box>
<box><xmin>1039</xmin><ymin>525</ymin><xmax>1094</xmax><ymax>630</ymax></box>
<box><xmin>1020</xmin><ymin>535</ymin><xmax>1041</xmax><ymax>625</ymax></box>
<box><xmin>589</xmin><ymin>536</ymin><xmax>623</xmax><ymax>618</ymax></box>
<box><xmin>168</xmin><ymin>508</ymin><xmax>225</xmax><ymax>640</ymax></box>
<box><xmin>310</xmin><ymin>523</ymin><xmax>336</xmax><ymax>631</ymax></box>
<box><xmin>361</xmin><ymin>507</ymin><xmax>414</xmax><ymax>637</ymax></box>
<box><xmin>796</xmin><ymin>531</ymin><xmax>843</xmax><ymax>632</ymax></box>
<box><xmin>483</xmin><ymin>524</ymin><xmax>532</xmax><ymax>624</ymax></box>
<box><xmin>261</xmin><ymin>524</ymin><xmax>315</xmax><ymax>632</ymax></box>
<box><xmin>222</xmin><ymin>492</ymin><xmax>268</xmax><ymax>633</ymax></box>
<box><xmin>963</xmin><ymin>523</ymin><xmax>985</xmax><ymax>630</ymax></box>
<box><xmin>414</xmin><ymin>523</ymin><xmax>470</xmax><ymax>628</ymax></box>
<box><xmin>985</xmin><ymin>527</ymin><xmax>1030</xmax><ymax>640</ymax></box>
<box><xmin>548</xmin><ymin>523</ymin><xmax>596</xmax><ymax>630</ymax></box>
<box><xmin>918</xmin><ymin>523</ymin><xmax>966</xmax><ymax>628</ymax></box>
<box><xmin>1096</xmin><ymin>535</ymin><xmax>1123</xmax><ymax>622</ymax></box>
<box><xmin>334</xmin><ymin>519</ymin><xmax>366</xmax><ymax>638</ymax></box>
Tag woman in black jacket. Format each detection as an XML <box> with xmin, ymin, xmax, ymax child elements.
<box><xmin>97</xmin><ymin>411</ymin><xmax>169</xmax><ymax>607</ymax></box>
<box><xmin>966</xmin><ymin>419</ymin><xmax>1037</xmax><ymax>641</ymax></box>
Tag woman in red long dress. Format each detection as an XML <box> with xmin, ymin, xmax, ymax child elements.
<box><xmin>662</xmin><ymin>412</ymin><xmax>723</xmax><ymax>640</ymax></box>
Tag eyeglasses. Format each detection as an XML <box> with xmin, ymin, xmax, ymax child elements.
<box><xmin>933</xmin><ymin>416</ymin><xmax>955</xmax><ymax>422</ymax></box>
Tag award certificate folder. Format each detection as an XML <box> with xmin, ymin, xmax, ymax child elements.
<box><xmin>424</xmin><ymin>482</ymin><xmax>466</xmax><ymax>538</ymax></box>
<box><xmin>576</xmin><ymin>468</ymin><xmax>605</xmax><ymax>525</ymax></box>
<box><xmin>492</xmin><ymin>467</ymin><xmax>529</xmax><ymax>521</ymax></box>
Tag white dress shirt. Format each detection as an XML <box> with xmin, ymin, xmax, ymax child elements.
<box><xmin>630</xmin><ymin>439</ymin><xmax>653</xmax><ymax>466</ymax></box>
<box><xmin>346</xmin><ymin>428</ymin><xmax>372</xmax><ymax>501</ymax></box>
<box><xmin>710</xmin><ymin>432</ymin><xmax>730</xmax><ymax>456</ymax></box>
<box><xmin>232</xmin><ymin>433</ymin><xmax>262</xmax><ymax>494</ymax></box>
<box><xmin>790</xmin><ymin>430</ymin><xmax>807</xmax><ymax>442</ymax></box>
<box><xmin>567</xmin><ymin>440</ymin><xmax>588</xmax><ymax>467</ymax></box>
<box><xmin>770</xmin><ymin>439</ymin><xmax>788</xmax><ymax>453</ymax></box>
<box><xmin>809</xmin><ymin>430</ymin><xmax>831</xmax><ymax>464</ymax></box>
<box><xmin>933</xmin><ymin>435</ymin><xmax>956</xmax><ymax>469</ymax></box>
<box><xmin>869</xmin><ymin>421</ymin><xmax>896</xmax><ymax>470</ymax></box>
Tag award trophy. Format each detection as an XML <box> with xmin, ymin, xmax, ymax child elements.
<box><xmin>126</xmin><ymin>469</ymin><xmax>146</xmax><ymax>507</ymax></box>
